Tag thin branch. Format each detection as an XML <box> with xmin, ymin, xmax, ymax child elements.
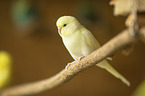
<box><xmin>1</xmin><ymin>28</ymin><xmax>145</xmax><ymax>96</ymax></box>
<box><xmin>128</xmin><ymin>0</ymin><xmax>138</xmax><ymax>37</ymax></box>
<box><xmin>122</xmin><ymin>0</ymin><xmax>138</xmax><ymax>56</ymax></box>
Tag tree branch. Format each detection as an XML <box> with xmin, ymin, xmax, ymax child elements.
<box><xmin>0</xmin><ymin>28</ymin><xmax>145</xmax><ymax>96</ymax></box>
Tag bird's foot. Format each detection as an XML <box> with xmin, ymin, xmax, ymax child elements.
<box><xmin>78</xmin><ymin>56</ymin><xmax>85</xmax><ymax>60</ymax></box>
<box><xmin>65</xmin><ymin>61</ymin><xmax>76</xmax><ymax>69</ymax></box>
<box><xmin>65</xmin><ymin>56</ymin><xmax>85</xmax><ymax>69</ymax></box>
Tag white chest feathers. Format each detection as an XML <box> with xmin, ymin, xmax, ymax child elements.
<box><xmin>62</xmin><ymin>31</ymin><xmax>94</xmax><ymax>60</ymax></box>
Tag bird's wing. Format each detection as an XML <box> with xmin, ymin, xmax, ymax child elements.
<box><xmin>81</xmin><ymin>28</ymin><xmax>100</xmax><ymax>50</ymax></box>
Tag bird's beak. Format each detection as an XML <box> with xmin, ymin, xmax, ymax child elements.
<box><xmin>58</xmin><ymin>27</ymin><xmax>62</xmax><ymax>34</ymax></box>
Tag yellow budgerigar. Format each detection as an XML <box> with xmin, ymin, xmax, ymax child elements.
<box><xmin>0</xmin><ymin>51</ymin><xmax>12</xmax><ymax>89</ymax></box>
<box><xmin>56</xmin><ymin>16</ymin><xmax>130</xmax><ymax>86</ymax></box>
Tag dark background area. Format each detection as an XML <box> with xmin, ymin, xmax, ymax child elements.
<box><xmin>0</xmin><ymin>0</ymin><xmax>145</xmax><ymax>96</ymax></box>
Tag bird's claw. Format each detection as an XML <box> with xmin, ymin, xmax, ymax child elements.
<box><xmin>65</xmin><ymin>56</ymin><xmax>85</xmax><ymax>69</ymax></box>
<box><xmin>78</xmin><ymin>56</ymin><xmax>85</xmax><ymax>60</ymax></box>
<box><xmin>65</xmin><ymin>61</ymin><xmax>76</xmax><ymax>69</ymax></box>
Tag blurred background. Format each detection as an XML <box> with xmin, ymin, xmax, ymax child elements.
<box><xmin>0</xmin><ymin>0</ymin><xmax>145</xmax><ymax>96</ymax></box>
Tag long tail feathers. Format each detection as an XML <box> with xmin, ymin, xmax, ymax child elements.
<box><xmin>96</xmin><ymin>60</ymin><xmax>130</xmax><ymax>86</ymax></box>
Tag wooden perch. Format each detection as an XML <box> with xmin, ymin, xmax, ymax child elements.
<box><xmin>0</xmin><ymin>28</ymin><xmax>145</xmax><ymax>96</ymax></box>
<box><xmin>110</xmin><ymin>0</ymin><xmax>145</xmax><ymax>16</ymax></box>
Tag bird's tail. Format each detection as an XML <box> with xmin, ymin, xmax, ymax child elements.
<box><xmin>96</xmin><ymin>60</ymin><xmax>130</xmax><ymax>86</ymax></box>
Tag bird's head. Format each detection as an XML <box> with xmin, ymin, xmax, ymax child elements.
<box><xmin>56</xmin><ymin>16</ymin><xmax>82</xmax><ymax>37</ymax></box>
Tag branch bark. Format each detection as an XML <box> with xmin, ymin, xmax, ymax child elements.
<box><xmin>0</xmin><ymin>28</ymin><xmax>145</xmax><ymax>96</ymax></box>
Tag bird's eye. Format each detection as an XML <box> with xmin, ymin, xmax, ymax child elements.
<box><xmin>63</xmin><ymin>24</ymin><xmax>67</xmax><ymax>27</ymax></box>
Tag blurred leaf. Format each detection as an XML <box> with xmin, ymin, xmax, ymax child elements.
<box><xmin>11</xmin><ymin>0</ymin><xmax>37</xmax><ymax>29</ymax></box>
<box><xmin>132</xmin><ymin>80</ymin><xmax>145</xmax><ymax>96</ymax></box>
